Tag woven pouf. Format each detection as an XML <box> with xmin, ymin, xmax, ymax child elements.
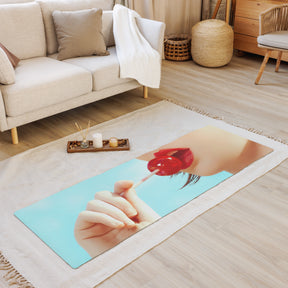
<box><xmin>191</xmin><ymin>19</ymin><xmax>234</xmax><ymax>67</ymax></box>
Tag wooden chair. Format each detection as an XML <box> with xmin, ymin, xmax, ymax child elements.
<box><xmin>255</xmin><ymin>4</ymin><xmax>288</xmax><ymax>84</ymax></box>
<box><xmin>211</xmin><ymin>0</ymin><xmax>234</xmax><ymax>24</ymax></box>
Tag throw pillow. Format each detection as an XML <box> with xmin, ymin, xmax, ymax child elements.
<box><xmin>0</xmin><ymin>42</ymin><xmax>20</xmax><ymax>68</ymax></box>
<box><xmin>0</xmin><ymin>47</ymin><xmax>15</xmax><ymax>85</ymax></box>
<box><xmin>52</xmin><ymin>8</ymin><xmax>109</xmax><ymax>61</ymax></box>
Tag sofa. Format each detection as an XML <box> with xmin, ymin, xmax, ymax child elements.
<box><xmin>0</xmin><ymin>0</ymin><xmax>165</xmax><ymax>144</ymax></box>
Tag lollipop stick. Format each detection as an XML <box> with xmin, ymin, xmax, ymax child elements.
<box><xmin>133</xmin><ymin>169</ymin><xmax>159</xmax><ymax>189</ymax></box>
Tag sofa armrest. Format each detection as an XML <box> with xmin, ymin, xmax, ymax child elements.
<box><xmin>136</xmin><ymin>17</ymin><xmax>166</xmax><ymax>56</ymax></box>
<box><xmin>0</xmin><ymin>88</ymin><xmax>8</xmax><ymax>132</ymax></box>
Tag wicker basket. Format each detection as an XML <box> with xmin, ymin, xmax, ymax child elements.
<box><xmin>164</xmin><ymin>34</ymin><xmax>191</xmax><ymax>61</ymax></box>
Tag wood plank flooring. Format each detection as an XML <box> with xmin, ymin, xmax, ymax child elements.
<box><xmin>0</xmin><ymin>89</ymin><xmax>161</xmax><ymax>159</ymax></box>
<box><xmin>1</xmin><ymin>54</ymin><xmax>287</xmax><ymax>288</ymax></box>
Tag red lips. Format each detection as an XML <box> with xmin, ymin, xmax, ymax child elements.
<box><xmin>147</xmin><ymin>148</ymin><xmax>194</xmax><ymax>176</ymax></box>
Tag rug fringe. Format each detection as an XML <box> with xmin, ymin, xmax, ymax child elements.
<box><xmin>162</xmin><ymin>98</ymin><xmax>288</xmax><ymax>145</ymax></box>
<box><xmin>0</xmin><ymin>251</ymin><xmax>35</xmax><ymax>288</ymax></box>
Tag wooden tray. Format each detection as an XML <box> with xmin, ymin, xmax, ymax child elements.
<box><xmin>67</xmin><ymin>139</ymin><xmax>130</xmax><ymax>153</ymax></box>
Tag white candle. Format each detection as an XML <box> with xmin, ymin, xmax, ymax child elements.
<box><xmin>93</xmin><ymin>133</ymin><xmax>103</xmax><ymax>148</ymax></box>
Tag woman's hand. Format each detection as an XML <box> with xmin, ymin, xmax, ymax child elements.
<box><xmin>74</xmin><ymin>180</ymin><xmax>160</xmax><ymax>257</ymax></box>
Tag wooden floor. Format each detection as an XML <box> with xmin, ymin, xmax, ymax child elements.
<box><xmin>1</xmin><ymin>54</ymin><xmax>288</xmax><ymax>288</ymax></box>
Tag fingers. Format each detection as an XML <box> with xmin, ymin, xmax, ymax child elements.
<box><xmin>87</xmin><ymin>200</ymin><xmax>135</xmax><ymax>227</ymax></box>
<box><xmin>114</xmin><ymin>180</ymin><xmax>134</xmax><ymax>195</ymax></box>
<box><xmin>124</xmin><ymin>187</ymin><xmax>161</xmax><ymax>223</ymax></box>
<box><xmin>95</xmin><ymin>190</ymin><xmax>137</xmax><ymax>218</ymax></box>
<box><xmin>113</xmin><ymin>180</ymin><xmax>160</xmax><ymax>223</ymax></box>
<box><xmin>77</xmin><ymin>210</ymin><xmax>124</xmax><ymax>229</ymax></box>
<box><xmin>78</xmin><ymin>179</ymin><xmax>159</xmax><ymax>235</ymax></box>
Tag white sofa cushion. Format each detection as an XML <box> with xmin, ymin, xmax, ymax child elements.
<box><xmin>102</xmin><ymin>11</ymin><xmax>115</xmax><ymax>47</ymax></box>
<box><xmin>257</xmin><ymin>31</ymin><xmax>288</xmax><ymax>50</ymax></box>
<box><xmin>64</xmin><ymin>47</ymin><xmax>132</xmax><ymax>91</ymax></box>
<box><xmin>0</xmin><ymin>2</ymin><xmax>46</xmax><ymax>60</ymax></box>
<box><xmin>37</xmin><ymin>0</ymin><xmax>114</xmax><ymax>55</ymax></box>
<box><xmin>0</xmin><ymin>47</ymin><xmax>15</xmax><ymax>85</ymax></box>
<box><xmin>1</xmin><ymin>57</ymin><xmax>92</xmax><ymax>117</ymax></box>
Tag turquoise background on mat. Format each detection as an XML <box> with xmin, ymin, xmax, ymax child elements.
<box><xmin>14</xmin><ymin>159</ymin><xmax>232</xmax><ymax>269</ymax></box>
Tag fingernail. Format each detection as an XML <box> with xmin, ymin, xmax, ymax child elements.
<box><xmin>125</xmin><ymin>218</ymin><xmax>136</xmax><ymax>227</ymax></box>
<box><xmin>128</xmin><ymin>209</ymin><xmax>137</xmax><ymax>218</ymax></box>
<box><xmin>113</xmin><ymin>221</ymin><xmax>124</xmax><ymax>228</ymax></box>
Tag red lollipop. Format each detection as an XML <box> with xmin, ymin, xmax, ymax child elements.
<box><xmin>147</xmin><ymin>148</ymin><xmax>193</xmax><ymax>176</ymax></box>
<box><xmin>147</xmin><ymin>156</ymin><xmax>183</xmax><ymax>176</ymax></box>
<box><xmin>133</xmin><ymin>148</ymin><xmax>194</xmax><ymax>189</ymax></box>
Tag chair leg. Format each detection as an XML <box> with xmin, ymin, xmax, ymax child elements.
<box><xmin>143</xmin><ymin>86</ymin><xmax>148</xmax><ymax>99</ymax></box>
<box><xmin>225</xmin><ymin>0</ymin><xmax>232</xmax><ymax>24</ymax></box>
<box><xmin>11</xmin><ymin>127</ymin><xmax>19</xmax><ymax>144</ymax></box>
<box><xmin>275</xmin><ymin>51</ymin><xmax>282</xmax><ymax>72</ymax></box>
<box><xmin>255</xmin><ymin>50</ymin><xmax>272</xmax><ymax>85</ymax></box>
<box><xmin>212</xmin><ymin>0</ymin><xmax>222</xmax><ymax>19</ymax></box>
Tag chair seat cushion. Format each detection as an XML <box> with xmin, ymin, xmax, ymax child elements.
<box><xmin>1</xmin><ymin>57</ymin><xmax>92</xmax><ymax>117</ymax></box>
<box><xmin>257</xmin><ymin>31</ymin><xmax>288</xmax><ymax>50</ymax></box>
<box><xmin>64</xmin><ymin>47</ymin><xmax>132</xmax><ymax>91</ymax></box>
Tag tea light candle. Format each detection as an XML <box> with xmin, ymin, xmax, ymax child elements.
<box><xmin>93</xmin><ymin>133</ymin><xmax>103</xmax><ymax>148</ymax></box>
<box><xmin>109</xmin><ymin>137</ymin><xmax>118</xmax><ymax>147</ymax></box>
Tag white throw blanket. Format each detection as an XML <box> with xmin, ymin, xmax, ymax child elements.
<box><xmin>113</xmin><ymin>4</ymin><xmax>161</xmax><ymax>88</ymax></box>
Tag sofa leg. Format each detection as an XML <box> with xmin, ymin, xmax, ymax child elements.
<box><xmin>143</xmin><ymin>86</ymin><xmax>148</xmax><ymax>99</ymax></box>
<box><xmin>11</xmin><ymin>127</ymin><xmax>19</xmax><ymax>144</ymax></box>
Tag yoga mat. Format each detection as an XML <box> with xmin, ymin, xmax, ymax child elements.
<box><xmin>1</xmin><ymin>101</ymin><xmax>287</xmax><ymax>288</ymax></box>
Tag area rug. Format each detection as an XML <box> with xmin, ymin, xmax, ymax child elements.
<box><xmin>0</xmin><ymin>101</ymin><xmax>287</xmax><ymax>288</ymax></box>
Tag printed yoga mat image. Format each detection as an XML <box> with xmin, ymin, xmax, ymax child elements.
<box><xmin>14</xmin><ymin>125</ymin><xmax>273</xmax><ymax>269</ymax></box>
